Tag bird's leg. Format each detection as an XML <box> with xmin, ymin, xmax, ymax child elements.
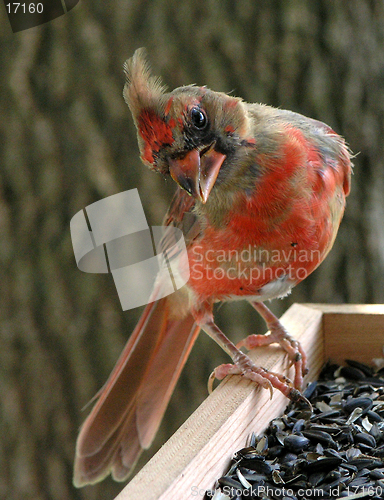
<box><xmin>192</xmin><ymin>303</ymin><xmax>305</xmax><ymax>403</ymax></box>
<box><xmin>236</xmin><ymin>301</ymin><xmax>308</xmax><ymax>390</ymax></box>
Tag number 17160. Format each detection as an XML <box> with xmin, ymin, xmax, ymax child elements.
<box><xmin>6</xmin><ymin>3</ymin><xmax>44</xmax><ymax>14</ymax></box>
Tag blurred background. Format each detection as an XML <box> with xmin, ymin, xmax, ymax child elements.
<box><xmin>1</xmin><ymin>1</ymin><xmax>384</xmax><ymax>499</ymax></box>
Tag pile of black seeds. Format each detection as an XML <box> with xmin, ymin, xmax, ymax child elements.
<box><xmin>205</xmin><ymin>360</ymin><xmax>384</xmax><ymax>500</ymax></box>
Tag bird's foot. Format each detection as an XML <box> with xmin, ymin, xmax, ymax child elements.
<box><xmin>208</xmin><ymin>353</ymin><xmax>309</xmax><ymax>407</ymax></box>
<box><xmin>242</xmin><ymin>301</ymin><xmax>308</xmax><ymax>390</ymax></box>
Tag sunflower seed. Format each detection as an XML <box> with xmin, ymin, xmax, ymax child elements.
<box><xmin>283</xmin><ymin>434</ymin><xmax>310</xmax><ymax>452</ymax></box>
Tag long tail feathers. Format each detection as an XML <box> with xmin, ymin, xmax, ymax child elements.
<box><xmin>73</xmin><ymin>296</ymin><xmax>200</xmax><ymax>486</ymax></box>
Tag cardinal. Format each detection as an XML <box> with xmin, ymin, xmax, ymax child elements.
<box><xmin>73</xmin><ymin>48</ymin><xmax>351</xmax><ymax>486</ymax></box>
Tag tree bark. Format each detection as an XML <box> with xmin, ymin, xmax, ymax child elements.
<box><xmin>1</xmin><ymin>1</ymin><xmax>383</xmax><ymax>498</ymax></box>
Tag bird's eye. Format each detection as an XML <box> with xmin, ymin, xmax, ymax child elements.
<box><xmin>190</xmin><ymin>107</ymin><xmax>208</xmax><ymax>130</ymax></box>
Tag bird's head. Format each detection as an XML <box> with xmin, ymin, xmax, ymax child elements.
<box><xmin>123</xmin><ymin>48</ymin><xmax>251</xmax><ymax>204</ymax></box>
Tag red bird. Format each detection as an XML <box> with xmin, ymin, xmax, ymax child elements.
<box><xmin>73</xmin><ymin>48</ymin><xmax>351</xmax><ymax>486</ymax></box>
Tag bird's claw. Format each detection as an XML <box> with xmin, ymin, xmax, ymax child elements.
<box><xmin>208</xmin><ymin>363</ymin><xmax>238</xmax><ymax>393</ymax></box>
<box><xmin>288</xmin><ymin>387</ymin><xmax>313</xmax><ymax>411</ymax></box>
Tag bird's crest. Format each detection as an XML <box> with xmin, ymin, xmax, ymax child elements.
<box><xmin>123</xmin><ymin>48</ymin><xmax>167</xmax><ymax>123</ymax></box>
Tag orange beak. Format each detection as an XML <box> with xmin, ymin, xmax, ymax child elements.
<box><xmin>168</xmin><ymin>146</ymin><xmax>226</xmax><ymax>203</ymax></box>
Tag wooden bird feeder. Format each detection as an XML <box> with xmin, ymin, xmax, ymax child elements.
<box><xmin>114</xmin><ymin>303</ymin><xmax>384</xmax><ymax>500</ymax></box>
